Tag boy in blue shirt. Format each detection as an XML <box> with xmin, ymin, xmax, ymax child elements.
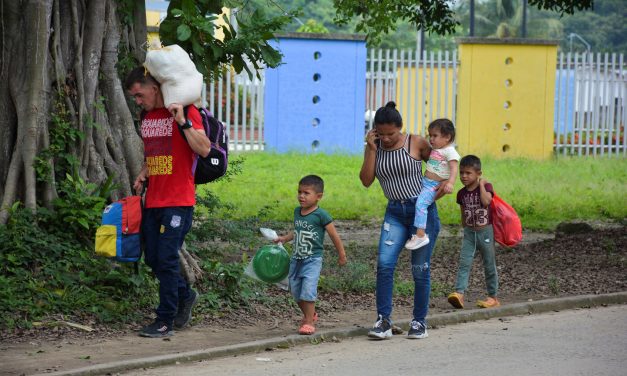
<box><xmin>275</xmin><ymin>175</ymin><xmax>347</xmax><ymax>335</ymax></box>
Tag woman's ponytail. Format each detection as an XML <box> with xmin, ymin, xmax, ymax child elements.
<box><xmin>374</xmin><ymin>101</ymin><xmax>402</xmax><ymax>127</ymax></box>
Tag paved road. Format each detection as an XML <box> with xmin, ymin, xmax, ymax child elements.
<box><xmin>125</xmin><ymin>305</ymin><xmax>627</xmax><ymax>376</ymax></box>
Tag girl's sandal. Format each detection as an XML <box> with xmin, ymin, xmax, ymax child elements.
<box><xmin>298</xmin><ymin>324</ymin><xmax>316</xmax><ymax>335</ymax></box>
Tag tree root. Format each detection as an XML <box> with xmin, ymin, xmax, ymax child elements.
<box><xmin>179</xmin><ymin>241</ymin><xmax>204</xmax><ymax>285</ymax></box>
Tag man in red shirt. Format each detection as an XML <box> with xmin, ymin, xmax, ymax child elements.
<box><xmin>125</xmin><ymin>67</ymin><xmax>210</xmax><ymax>337</ymax></box>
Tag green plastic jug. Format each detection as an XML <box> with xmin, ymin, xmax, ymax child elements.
<box><xmin>252</xmin><ymin>244</ymin><xmax>290</xmax><ymax>283</ymax></box>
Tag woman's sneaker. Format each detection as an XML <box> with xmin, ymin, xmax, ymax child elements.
<box><xmin>368</xmin><ymin>314</ymin><xmax>392</xmax><ymax>340</ymax></box>
<box><xmin>405</xmin><ymin>235</ymin><xmax>429</xmax><ymax>250</ymax></box>
<box><xmin>174</xmin><ymin>289</ymin><xmax>199</xmax><ymax>329</ymax></box>
<box><xmin>407</xmin><ymin>320</ymin><xmax>428</xmax><ymax>339</ymax></box>
<box><xmin>139</xmin><ymin>320</ymin><xmax>173</xmax><ymax>338</ymax></box>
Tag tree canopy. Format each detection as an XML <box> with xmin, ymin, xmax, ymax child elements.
<box><xmin>246</xmin><ymin>0</ymin><xmax>615</xmax><ymax>51</ymax></box>
<box><xmin>332</xmin><ymin>0</ymin><xmax>593</xmax><ymax>44</ymax></box>
<box><xmin>560</xmin><ymin>0</ymin><xmax>626</xmax><ymax>53</ymax></box>
<box><xmin>158</xmin><ymin>0</ymin><xmax>297</xmax><ymax>80</ymax></box>
<box><xmin>0</xmin><ymin>0</ymin><xmax>604</xmax><ymax>226</ymax></box>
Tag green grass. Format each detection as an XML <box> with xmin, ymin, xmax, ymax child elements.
<box><xmin>200</xmin><ymin>152</ymin><xmax>627</xmax><ymax>230</ymax></box>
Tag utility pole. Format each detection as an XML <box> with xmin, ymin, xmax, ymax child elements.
<box><xmin>416</xmin><ymin>29</ymin><xmax>425</xmax><ymax>58</ymax></box>
<box><xmin>521</xmin><ymin>0</ymin><xmax>528</xmax><ymax>38</ymax></box>
<box><xmin>469</xmin><ymin>0</ymin><xmax>475</xmax><ymax>36</ymax></box>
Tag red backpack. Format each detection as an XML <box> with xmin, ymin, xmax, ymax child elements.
<box><xmin>490</xmin><ymin>194</ymin><xmax>522</xmax><ymax>247</ymax></box>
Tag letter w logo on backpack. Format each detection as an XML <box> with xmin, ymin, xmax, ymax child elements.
<box><xmin>184</xmin><ymin>106</ymin><xmax>228</xmax><ymax>184</ymax></box>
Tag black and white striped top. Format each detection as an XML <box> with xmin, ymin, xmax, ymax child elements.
<box><xmin>375</xmin><ymin>135</ymin><xmax>423</xmax><ymax>201</ymax></box>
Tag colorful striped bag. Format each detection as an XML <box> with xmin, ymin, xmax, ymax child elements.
<box><xmin>95</xmin><ymin>196</ymin><xmax>142</xmax><ymax>262</ymax></box>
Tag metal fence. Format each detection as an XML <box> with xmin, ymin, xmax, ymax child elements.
<box><xmin>202</xmin><ymin>67</ymin><xmax>265</xmax><ymax>151</ymax></box>
<box><xmin>203</xmin><ymin>49</ymin><xmax>626</xmax><ymax>157</ymax></box>
<box><xmin>555</xmin><ymin>52</ymin><xmax>626</xmax><ymax>156</ymax></box>
<box><xmin>365</xmin><ymin>49</ymin><xmax>458</xmax><ymax>136</ymax></box>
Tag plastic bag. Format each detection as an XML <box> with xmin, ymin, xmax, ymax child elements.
<box><xmin>259</xmin><ymin>227</ymin><xmax>279</xmax><ymax>242</ymax></box>
<box><xmin>490</xmin><ymin>194</ymin><xmax>522</xmax><ymax>247</ymax></box>
<box><xmin>144</xmin><ymin>44</ymin><xmax>203</xmax><ymax>107</ymax></box>
<box><xmin>244</xmin><ymin>228</ymin><xmax>290</xmax><ymax>290</ymax></box>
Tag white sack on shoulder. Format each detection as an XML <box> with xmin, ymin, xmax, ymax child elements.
<box><xmin>144</xmin><ymin>44</ymin><xmax>203</xmax><ymax>107</ymax></box>
<box><xmin>161</xmin><ymin>76</ymin><xmax>203</xmax><ymax>108</ymax></box>
<box><xmin>144</xmin><ymin>44</ymin><xmax>197</xmax><ymax>83</ymax></box>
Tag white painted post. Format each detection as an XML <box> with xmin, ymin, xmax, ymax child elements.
<box><xmin>444</xmin><ymin>50</ymin><xmax>450</xmax><ymax>124</ymax></box>
<box><xmin>226</xmin><ymin>67</ymin><xmax>232</xmax><ymax>150</ymax></box>
<box><xmin>452</xmin><ymin>50</ymin><xmax>458</xmax><ymax>129</ymax></box>
<box><xmin>436</xmin><ymin>50</ymin><xmax>442</xmax><ymax>119</ymax></box>
<box><xmin>421</xmin><ymin>50</ymin><xmax>428</xmax><ymax>135</ymax></box>
<box><xmin>413</xmin><ymin>49</ymin><xmax>420</xmax><ymax>135</ymax></box>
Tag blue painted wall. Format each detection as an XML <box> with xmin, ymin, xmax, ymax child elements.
<box><xmin>554</xmin><ymin>70</ymin><xmax>576</xmax><ymax>133</ymax></box>
<box><xmin>264</xmin><ymin>34</ymin><xmax>366</xmax><ymax>153</ymax></box>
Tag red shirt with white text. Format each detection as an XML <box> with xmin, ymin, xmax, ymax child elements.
<box><xmin>141</xmin><ymin>106</ymin><xmax>203</xmax><ymax>208</ymax></box>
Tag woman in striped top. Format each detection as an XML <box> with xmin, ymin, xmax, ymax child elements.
<box><xmin>359</xmin><ymin>101</ymin><xmax>443</xmax><ymax>340</ymax></box>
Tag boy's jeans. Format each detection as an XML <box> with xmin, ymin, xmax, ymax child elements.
<box><xmin>455</xmin><ymin>226</ymin><xmax>499</xmax><ymax>296</ymax></box>
<box><xmin>142</xmin><ymin>206</ymin><xmax>194</xmax><ymax>326</ymax></box>
<box><xmin>376</xmin><ymin>199</ymin><xmax>440</xmax><ymax>324</ymax></box>
<box><xmin>413</xmin><ymin>177</ymin><xmax>440</xmax><ymax>230</ymax></box>
<box><xmin>288</xmin><ymin>256</ymin><xmax>323</xmax><ymax>302</ymax></box>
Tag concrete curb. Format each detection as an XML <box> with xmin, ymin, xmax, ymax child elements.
<box><xmin>37</xmin><ymin>292</ymin><xmax>627</xmax><ymax>376</ymax></box>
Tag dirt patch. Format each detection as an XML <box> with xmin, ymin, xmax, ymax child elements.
<box><xmin>1</xmin><ymin>222</ymin><xmax>625</xmax><ymax>375</ymax></box>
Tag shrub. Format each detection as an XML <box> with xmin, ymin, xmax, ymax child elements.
<box><xmin>0</xmin><ymin>206</ymin><xmax>157</xmax><ymax>329</ymax></box>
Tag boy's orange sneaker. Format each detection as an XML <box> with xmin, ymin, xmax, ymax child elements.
<box><xmin>447</xmin><ymin>292</ymin><xmax>464</xmax><ymax>309</ymax></box>
<box><xmin>476</xmin><ymin>297</ymin><xmax>500</xmax><ymax>308</ymax></box>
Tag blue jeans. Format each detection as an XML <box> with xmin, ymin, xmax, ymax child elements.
<box><xmin>288</xmin><ymin>257</ymin><xmax>323</xmax><ymax>302</ymax></box>
<box><xmin>414</xmin><ymin>177</ymin><xmax>439</xmax><ymax>230</ymax></box>
<box><xmin>455</xmin><ymin>226</ymin><xmax>499</xmax><ymax>296</ymax></box>
<box><xmin>376</xmin><ymin>198</ymin><xmax>440</xmax><ymax>325</ymax></box>
<box><xmin>142</xmin><ymin>206</ymin><xmax>194</xmax><ymax>326</ymax></box>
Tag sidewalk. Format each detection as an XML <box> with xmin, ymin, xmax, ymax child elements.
<box><xmin>5</xmin><ymin>292</ymin><xmax>625</xmax><ymax>376</ymax></box>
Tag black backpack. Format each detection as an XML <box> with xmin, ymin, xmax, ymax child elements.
<box><xmin>183</xmin><ymin>106</ymin><xmax>228</xmax><ymax>184</ymax></box>
<box><xmin>141</xmin><ymin>107</ymin><xmax>229</xmax><ymax>184</ymax></box>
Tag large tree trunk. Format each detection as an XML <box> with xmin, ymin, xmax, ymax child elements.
<box><xmin>0</xmin><ymin>0</ymin><xmax>145</xmax><ymax>223</ymax></box>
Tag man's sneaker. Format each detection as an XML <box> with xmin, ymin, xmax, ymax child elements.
<box><xmin>174</xmin><ymin>289</ymin><xmax>198</xmax><ymax>329</ymax></box>
<box><xmin>407</xmin><ymin>320</ymin><xmax>428</xmax><ymax>339</ymax></box>
<box><xmin>405</xmin><ymin>235</ymin><xmax>430</xmax><ymax>250</ymax></box>
<box><xmin>368</xmin><ymin>314</ymin><xmax>393</xmax><ymax>340</ymax></box>
<box><xmin>476</xmin><ymin>297</ymin><xmax>500</xmax><ymax>308</ymax></box>
<box><xmin>447</xmin><ymin>292</ymin><xmax>465</xmax><ymax>309</ymax></box>
<box><xmin>139</xmin><ymin>320</ymin><xmax>173</xmax><ymax>338</ymax></box>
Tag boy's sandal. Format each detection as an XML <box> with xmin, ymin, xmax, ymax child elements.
<box><xmin>298</xmin><ymin>324</ymin><xmax>316</xmax><ymax>335</ymax></box>
<box><xmin>300</xmin><ymin>312</ymin><xmax>319</xmax><ymax>325</ymax></box>
<box><xmin>447</xmin><ymin>292</ymin><xmax>464</xmax><ymax>309</ymax></box>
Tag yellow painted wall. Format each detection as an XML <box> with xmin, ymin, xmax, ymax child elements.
<box><xmin>396</xmin><ymin>66</ymin><xmax>455</xmax><ymax>136</ymax></box>
<box><xmin>146</xmin><ymin>10</ymin><xmax>161</xmax><ymax>47</ymax></box>
<box><xmin>145</xmin><ymin>8</ymin><xmax>231</xmax><ymax>48</ymax></box>
<box><xmin>456</xmin><ymin>39</ymin><xmax>557</xmax><ymax>159</ymax></box>
<box><xmin>213</xmin><ymin>10</ymin><xmax>230</xmax><ymax>41</ymax></box>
